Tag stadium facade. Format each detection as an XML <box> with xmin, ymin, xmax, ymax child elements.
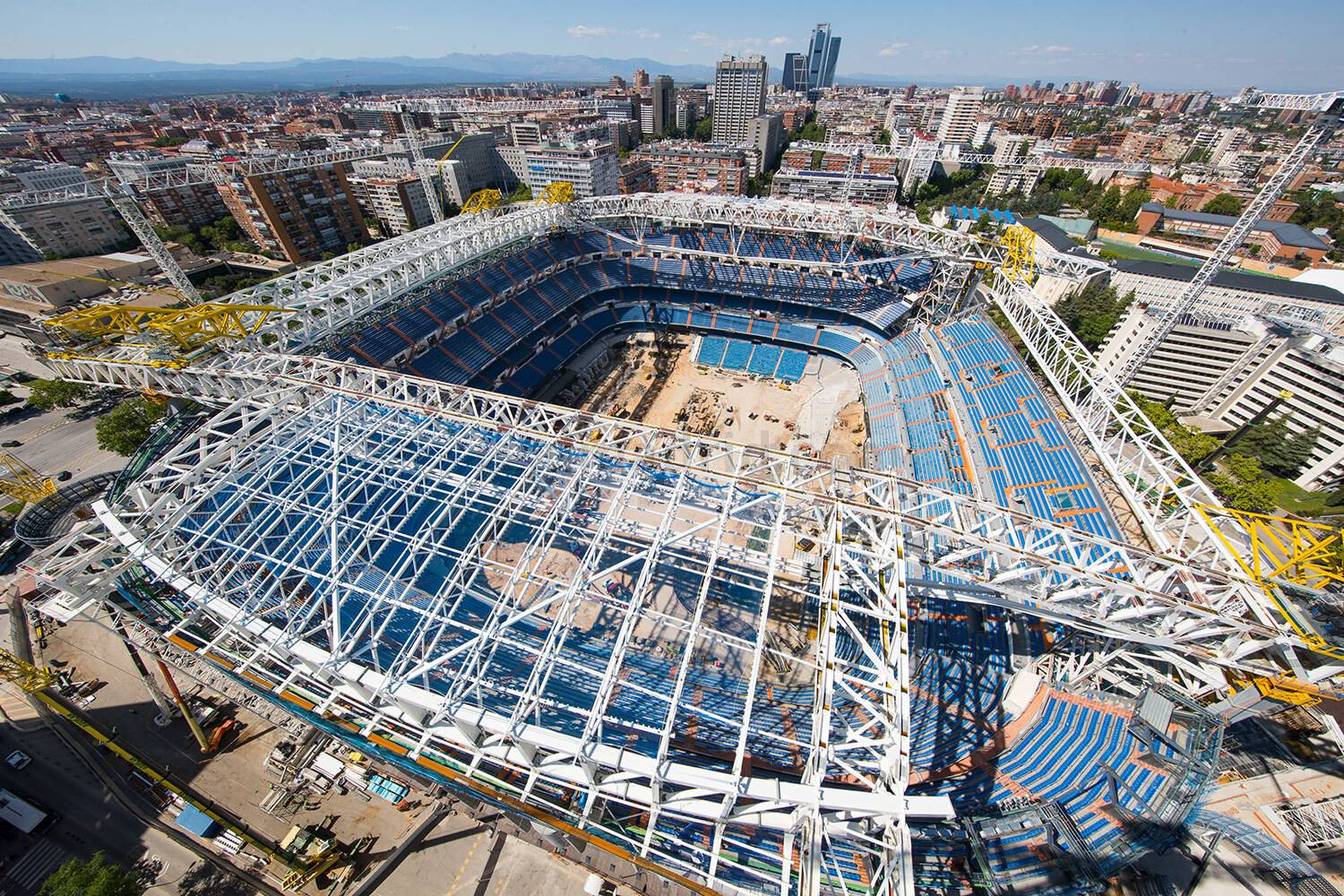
<box><xmin>28</xmin><ymin>194</ymin><xmax>1327</xmax><ymax>896</ymax></box>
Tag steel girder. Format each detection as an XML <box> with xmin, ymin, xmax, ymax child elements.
<box><xmin>355</xmin><ymin>98</ymin><xmax>629</xmax><ymax>115</ymax></box>
<box><xmin>785</xmin><ymin>140</ymin><xmax>1148</xmax><ymax>176</ymax></box>
<box><xmin>33</xmin><ymin>380</ymin><xmax>947</xmax><ymax>896</ymax></box>
<box><xmin>34</xmin><ymin>352</ymin><xmax>1310</xmax><ymax>684</ymax></box>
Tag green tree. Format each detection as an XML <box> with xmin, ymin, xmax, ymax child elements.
<box><xmin>95</xmin><ymin>397</ymin><xmax>166</xmax><ymax>456</ymax></box>
<box><xmin>1091</xmin><ymin>186</ymin><xmax>1122</xmax><ymax>224</ymax></box>
<box><xmin>1237</xmin><ymin>416</ymin><xmax>1319</xmax><ymax>477</ymax></box>
<box><xmin>507</xmin><ymin>183</ymin><xmax>533</xmax><ymax>203</ymax></box>
<box><xmin>876</xmin><ymin>128</ymin><xmax>892</xmax><ymax>147</ymax></box>
<box><xmin>1208</xmin><ymin>455</ymin><xmax>1279</xmax><ymax>513</ymax></box>
<box><xmin>40</xmin><ymin>853</ymin><xmax>144</xmax><ymax>896</ymax></box>
<box><xmin>693</xmin><ymin>117</ymin><xmax>713</xmax><ymax>142</ymax></box>
<box><xmin>26</xmin><ymin>379</ymin><xmax>91</xmax><ymax>411</ymax></box>
<box><xmin>797</xmin><ymin>121</ymin><xmax>827</xmax><ymax>142</ymax></box>
<box><xmin>1053</xmin><ymin>281</ymin><xmax>1133</xmax><ymax>350</ymax></box>
<box><xmin>1202</xmin><ymin>193</ymin><xmax>1243</xmax><ymax>216</ymax></box>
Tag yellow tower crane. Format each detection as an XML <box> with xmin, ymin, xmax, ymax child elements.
<box><xmin>537</xmin><ymin>181</ymin><xmax>576</xmax><ymax>205</ymax></box>
<box><xmin>461</xmin><ymin>188</ymin><xmax>503</xmax><ymax>215</ymax></box>
<box><xmin>998</xmin><ymin>224</ymin><xmax>1038</xmax><ymax>286</ymax></box>
<box><xmin>44</xmin><ymin>302</ymin><xmax>285</xmax><ymax>351</ymax></box>
<box><xmin>0</xmin><ymin>453</ymin><xmax>57</xmax><ymax>504</ymax></box>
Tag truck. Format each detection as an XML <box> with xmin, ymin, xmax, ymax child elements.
<box><xmin>0</xmin><ymin>788</ymin><xmax>49</xmax><ymax>834</ymax></box>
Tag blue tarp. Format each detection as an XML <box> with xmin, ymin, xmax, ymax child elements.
<box><xmin>175</xmin><ymin>803</ymin><xmax>218</xmax><ymax>837</ymax></box>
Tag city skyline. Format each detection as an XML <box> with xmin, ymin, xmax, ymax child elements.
<box><xmin>4</xmin><ymin>0</ymin><xmax>1342</xmax><ymax>93</ymax></box>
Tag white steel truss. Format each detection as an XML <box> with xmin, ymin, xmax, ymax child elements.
<box><xmin>26</xmin><ymin>190</ymin><xmax>1342</xmax><ymax>896</ymax></box>
<box><xmin>786</xmin><ymin>140</ymin><xmax>1149</xmax><ymax>176</ymax></box>
<box><xmin>354</xmin><ymin>97</ymin><xmax>630</xmax><ymax>115</ymax></box>
<box><xmin>34</xmin><ymin>352</ymin><xmax>1314</xmax><ymax>687</ymax></box>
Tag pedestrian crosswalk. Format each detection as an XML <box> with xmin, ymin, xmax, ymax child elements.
<box><xmin>2</xmin><ymin>841</ymin><xmax>70</xmax><ymax>896</ymax></box>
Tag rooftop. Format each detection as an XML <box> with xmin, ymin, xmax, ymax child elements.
<box><xmin>1113</xmin><ymin>257</ymin><xmax>1344</xmax><ymax>305</ymax></box>
<box><xmin>1140</xmin><ymin>201</ymin><xmax>1331</xmax><ymax>250</ymax></box>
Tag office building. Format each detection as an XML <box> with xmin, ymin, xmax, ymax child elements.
<box><xmin>782</xmin><ymin>53</ymin><xmax>807</xmax><ymax>92</ymax></box>
<box><xmin>633</xmin><ymin>69</ymin><xmax>650</xmax><ymax>89</ymax></box>
<box><xmin>712</xmin><ymin>56</ymin><xmax>768</xmax><ymax>143</ymax></box>
<box><xmin>805</xmin><ymin>23</ymin><xmax>842</xmax><ymax>92</ymax></box>
<box><xmin>937</xmin><ymin>87</ymin><xmax>985</xmax><ymax>145</ymax></box>
<box><xmin>215</xmin><ymin>161</ymin><xmax>368</xmax><ymax>264</ymax></box>
<box><xmin>106</xmin><ymin>151</ymin><xmax>230</xmax><ymax>230</ymax></box>
<box><xmin>437</xmin><ymin>132</ymin><xmax>513</xmax><ymax>206</ymax></box>
<box><xmin>1097</xmin><ymin>298</ymin><xmax>1344</xmax><ymax>490</ymax></box>
<box><xmin>650</xmin><ymin>75</ymin><xmax>676</xmax><ymax>138</ymax></box>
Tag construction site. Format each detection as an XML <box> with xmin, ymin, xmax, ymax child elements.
<box><xmin>0</xmin><ymin>86</ymin><xmax>1339</xmax><ymax>896</ymax></box>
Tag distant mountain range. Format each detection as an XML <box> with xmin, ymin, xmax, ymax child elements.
<box><xmin>0</xmin><ymin>53</ymin><xmax>724</xmax><ymax>99</ymax></box>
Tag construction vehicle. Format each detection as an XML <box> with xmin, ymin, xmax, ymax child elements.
<box><xmin>0</xmin><ymin>646</ymin><xmax>295</xmax><ymax>865</ymax></box>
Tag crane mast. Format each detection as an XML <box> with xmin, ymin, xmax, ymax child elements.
<box><xmin>1108</xmin><ymin>89</ymin><xmax>1343</xmax><ymax>391</ymax></box>
<box><xmin>399</xmin><ymin>106</ymin><xmax>447</xmax><ymax>225</ymax></box>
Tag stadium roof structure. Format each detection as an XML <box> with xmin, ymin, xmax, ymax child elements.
<box><xmin>25</xmin><ymin>194</ymin><xmax>1338</xmax><ymax>896</ymax></box>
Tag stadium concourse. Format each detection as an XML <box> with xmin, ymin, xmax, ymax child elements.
<box><xmin>29</xmin><ymin>198</ymin><xmax>1230</xmax><ymax>896</ymax></box>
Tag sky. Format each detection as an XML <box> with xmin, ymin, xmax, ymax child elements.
<box><xmin>6</xmin><ymin>0</ymin><xmax>1342</xmax><ymax>92</ymax></box>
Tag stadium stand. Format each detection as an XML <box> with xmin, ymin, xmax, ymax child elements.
<box><xmin>320</xmin><ymin>224</ymin><xmax>1219</xmax><ymax>895</ymax></box>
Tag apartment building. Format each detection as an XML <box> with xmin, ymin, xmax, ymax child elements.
<box><xmin>504</xmin><ymin>141</ymin><xmax>619</xmax><ymax>198</ymax></box>
<box><xmin>936</xmin><ymin>87</ymin><xmax>985</xmax><ymax>145</ymax></box>
<box><xmin>631</xmin><ymin>142</ymin><xmax>749</xmax><ymax>195</ymax></box>
<box><xmin>0</xmin><ymin>160</ymin><xmax>128</xmax><ymax>263</ymax></box>
<box><xmin>215</xmin><ymin>162</ymin><xmax>368</xmax><ymax>264</ymax></box>
<box><xmin>712</xmin><ymin>56</ymin><xmax>768</xmax><ymax>143</ymax></box>
<box><xmin>347</xmin><ymin>159</ymin><xmax>435</xmax><ymax>237</ymax></box>
<box><xmin>106</xmin><ymin>151</ymin><xmax>230</xmax><ymax>230</ymax></box>
<box><xmin>771</xmin><ymin>168</ymin><xmax>900</xmax><ymax>206</ymax></box>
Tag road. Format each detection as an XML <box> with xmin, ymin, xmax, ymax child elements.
<box><xmin>0</xmin><ymin>596</ymin><xmax>253</xmax><ymax>896</ymax></box>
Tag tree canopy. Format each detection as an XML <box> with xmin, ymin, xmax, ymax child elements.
<box><xmin>797</xmin><ymin>121</ymin><xmax>826</xmax><ymax>142</ymax></box>
<box><xmin>1234</xmin><ymin>415</ymin><xmax>1319</xmax><ymax>478</ymax></box>
<box><xmin>95</xmin><ymin>396</ymin><xmax>166</xmax><ymax>456</ymax></box>
<box><xmin>39</xmin><ymin>853</ymin><xmax>144</xmax><ymax>896</ymax></box>
<box><xmin>1289</xmin><ymin>189</ymin><xmax>1344</xmax><ymax>263</ymax></box>
<box><xmin>1054</xmin><ymin>280</ymin><xmax>1133</xmax><ymax>350</ymax></box>
<box><xmin>693</xmin><ymin>116</ymin><xmax>713</xmax><ymax>142</ymax></box>
<box><xmin>26</xmin><ymin>379</ymin><xmax>91</xmax><ymax>411</ymax></box>
<box><xmin>1202</xmin><ymin>193</ymin><xmax>1244</xmax><ymax>216</ymax></box>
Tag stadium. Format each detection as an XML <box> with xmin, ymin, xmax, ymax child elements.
<box><xmin>29</xmin><ymin>193</ymin><xmax>1311</xmax><ymax>896</ymax></box>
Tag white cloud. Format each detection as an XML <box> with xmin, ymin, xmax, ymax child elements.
<box><xmin>392</xmin><ymin>24</ymin><xmax>411</xmax><ymax>31</ymax></box>
<box><xmin>769</xmin><ymin>36</ymin><xmax>790</xmax><ymax>46</ymax></box>
<box><xmin>569</xmin><ymin>24</ymin><xmax>660</xmax><ymax>40</ymax></box>
<box><xmin>567</xmin><ymin>25</ymin><xmax>612</xmax><ymax>38</ymax></box>
<box><xmin>878</xmin><ymin>42</ymin><xmax>911</xmax><ymax>57</ymax></box>
<box><xmin>1019</xmin><ymin>44</ymin><xmax>1073</xmax><ymax>55</ymax></box>
<box><xmin>690</xmin><ymin>32</ymin><xmax>771</xmax><ymax>52</ymax></box>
